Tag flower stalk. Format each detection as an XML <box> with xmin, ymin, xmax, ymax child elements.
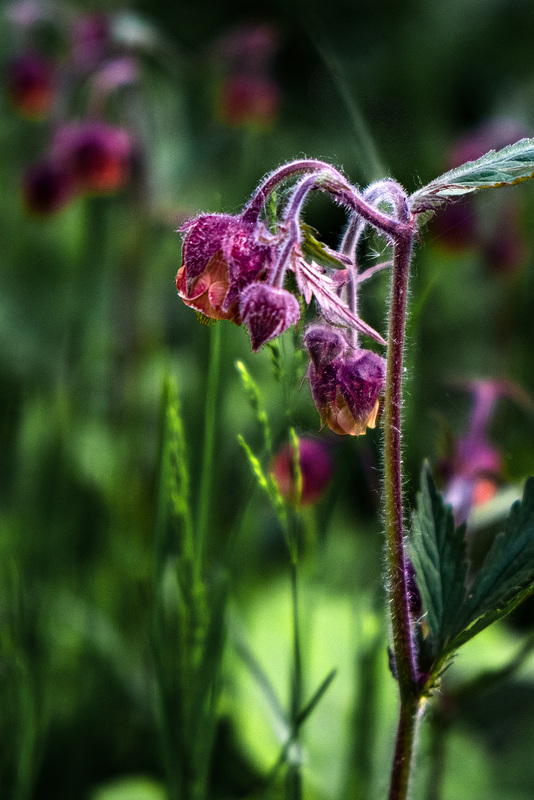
<box><xmin>383</xmin><ymin>213</ymin><xmax>424</xmax><ymax>800</ymax></box>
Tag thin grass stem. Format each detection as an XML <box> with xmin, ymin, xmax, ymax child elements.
<box><xmin>195</xmin><ymin>322</ymin><xmax>222</xmax><ymax>568</ymax></box>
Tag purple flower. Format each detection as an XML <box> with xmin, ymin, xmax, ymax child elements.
<box><xmin>221</xmin><ymin>219</ymin><xmax>277</xmax><ymax>309</ymax></box>
<box><xmin>304</xmin><ymin>327</ymin><xmax>386</xmax><ymax>436</ymax></box>
<box><xmin>440</xmin><ymin>379</ymin><xmax>531</xmax><ymax>524</ymax></box>
<box><xmin>71</xmin><ymin>13</ymin><xmax>111</xmax><ymax>70</ymax></box>
<box><xmin>181</xmin><ymin>214</ymin><xmax>237</xmax><ymax>291</ymax></box>
<box><xmin>52</xmin><ymin>121</ymin><xmax>132</xmax><ymax>194</ymax></box>
<box><xmin>177</xmin><ymin>213</ymin><xmax>280</xmax><ymax>329</ymax></box>
<box><xmin>239</xmin><ymin>282</ymin><xmax>300</xmax><ymax>351</ymax></box>
<box><xmin>8</xmin><ymin>52</ymin><xmax>55</xmax><ymax>118</ymax></box>
<box><xmin>218</xmin><ymin>74</ymin><xmax>279</xmax><ymax>129</ymax></box>
<box><xmin>271</xmin><ymin>436</ymin><xmax>333</xmax><ymax>506</ymax></box>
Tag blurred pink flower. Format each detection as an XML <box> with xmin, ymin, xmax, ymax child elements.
<box><xmin>7</xmin><ymin>52</ymin><xmax>56</xmax><ymax>118</ymax></box>
<box><xmin>52</xmin><ymin>121</ymin><xmax>132</xmax><ymax>194</ymax></box>
<box><xmin>218</xmin><ymin>74</ymin><xmax>279</xmax><ymax>128</ymax></box>
<box><xmin>271</xmin><ymin>436</ymin><xmax>334</xmax><ymax>506</ymax></box>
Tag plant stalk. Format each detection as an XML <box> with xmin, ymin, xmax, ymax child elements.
<box><xmin>389</xmin><ymin>696</ymin><xmax>422</xmax><ymax>800</ymax></box>
<box><xmin>383</xmin><ymin>221</ymin><xmax>421</xmax><ymax>800</ymax></box>
<box><xmin>196</xmin><ymin>322</ymin><xmax>222</xmax><ymax>568</ymax></box>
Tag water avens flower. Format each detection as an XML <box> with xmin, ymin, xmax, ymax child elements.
<box><xmin>305</xmin><ymin>327</ymin><xmax>386</xmax><ymax>436</ymax></box>
<box><xmin>176</xmin><ymin>251</ymin><xmax>238</xmax><ymax>323</ymax></box>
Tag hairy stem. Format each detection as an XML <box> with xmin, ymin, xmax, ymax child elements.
<box><xmin>384</xmin><ymin>229</ymin><xmax>418</xmax><ymax>691</ymax></box>
<box><xmin>384</xmin><ymin>218</ymin><xmax>421</xmax><ymax>800</ymax></box>
<box><xmin>389</xmin><ymin>697</ymin><xmax>422</xmax><ymax>800</ymax></box>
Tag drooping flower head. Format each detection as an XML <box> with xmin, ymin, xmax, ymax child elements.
<box><xmin>218</xmin><ymin>74</ymin><xmax>279</xmax><ymax>129</ymax></box>
<box><xmin>176</xmin><ymin>160</ymin><xmax>393</xmax><ymax>377</ymax></box>
<box><xmin>271</xmin><ymin>436</ymin><xmax>334</xmax><ymax>506</ymax></box>
<box><xmin>176</xmin><ymin>212</ymin><xmax>283</xmax><ymax>334</ymax></box>
<box><xmin>305</xmin><ymin>326</ymin><xmax>386</xmax><ymax>436</ymax></box>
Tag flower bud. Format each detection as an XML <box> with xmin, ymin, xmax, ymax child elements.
<box><xmin>239</xmin><ymin>282</ymin><xmax>300</xmax><ymax>351</ymax></box>
<box><xmin>304</xmin><ymin>328</ymin><xmax>386</xmax><ymax>436</ymax></box>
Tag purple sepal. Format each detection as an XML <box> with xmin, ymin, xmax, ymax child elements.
<box><xmin>239</xmin><ymin>282</ymin><xmax>300</xmax><ymax>351</ymax></box>
<box><xmin>222</xmin><ymin>220</ymin><xmax>277</xmax><ymax>310</ymax></box>
<box><xmin>181</xmin><ymin>213</ymin><xmax>236</xmax><ymax>292</ymax></box>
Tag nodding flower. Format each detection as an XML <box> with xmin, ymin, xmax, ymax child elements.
<box><xmin>218</xmin><ymin>74</ymin><xmax>279</xmax><ymax>129</ymax></box>
<box><xmin>176</xmin><ymin>160</ymin><xmax>396</xmax><ymax>411</ymax></box>
<box><xmin>176</xmin><ymin>212</ymin><xmax>279</xmax><ymax>328</ymax></box>
<box><xmin>304</xmin><ymin>326</ymin><xmax>386</xmax><ymax>436</ymax></box>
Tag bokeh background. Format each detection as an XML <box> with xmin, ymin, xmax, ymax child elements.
<box><xmin>3</xmin><ymin>0</ymin><xmax>534</xmax><ymax>798</ymax></box>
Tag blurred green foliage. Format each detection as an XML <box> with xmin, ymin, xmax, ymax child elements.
<box><xmin>3</xmin><ymin>0</ymin><xmax>534</xmax><ymax>798</ymax></box>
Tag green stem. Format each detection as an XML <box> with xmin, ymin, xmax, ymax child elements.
<box><xmin>195</xmin><ymin>322</ymin><xmax>222</xmax><ymax>567</ymax></box>
<box><xmin>287</xmin><ymin>514</ymin><xmax>303</xmax><ymax>800</ymax></box>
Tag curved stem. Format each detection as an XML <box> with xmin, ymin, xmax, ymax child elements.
<box><xmin>271</xmin><ymin>174</ymin><xmax>320</xmax><ymax>286</ymax></box>
<box><xmin>242</xmin><ymin>160</ymin><xmax>406</xmax><ymax>240</ymax></box>
<box><xmin>242</xmin><ymin>159</ymin><xmax>340</xmax><ymax>223</ymax></box>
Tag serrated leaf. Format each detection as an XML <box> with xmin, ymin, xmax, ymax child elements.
<box><xmin>457</xmin><ymin>477</ymin><xmax>534</xmax><ymax>635</ymax></box>
<box><xmin>409</xmin><ymin>464</ymin><xmax>468</xmax><ymax>657</ymax></box>
<box><xmin>410</xmin><ymin>137</ymin><xmax>534</xmax><ymax>213</ymax></box>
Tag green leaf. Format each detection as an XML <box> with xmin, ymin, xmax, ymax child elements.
<box><xmin>300</xmin><ymin>223</ymin><xmax>351</xmax><ymax>270</ymax></box>
<box><xmin>454</xmin><ymin>477</ymin><xmax>534</xmax><ymax>641</ymax></box>
<box><xmin>295</xmin><ymin>669</ymin><xmax>337</xmax><ymax>727</ymax></box>
<box><xmin>410</xmin><ymin>137</ymin><xmax>534</xmax><ymax>213</ymax></box>
<box><xmin>409</xmin><ymin>464</ymin><xmax>468</xmax><ymax>657</ymax></box>
<box><xmin>411</xmin><ymin>471</ymin><xmax>534</xmax><ymax>670</ymax></box>
<box><xmin>154</xmin><ymin>377</ymin><xmax>194</xmax><ymax>572</ymax></box>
